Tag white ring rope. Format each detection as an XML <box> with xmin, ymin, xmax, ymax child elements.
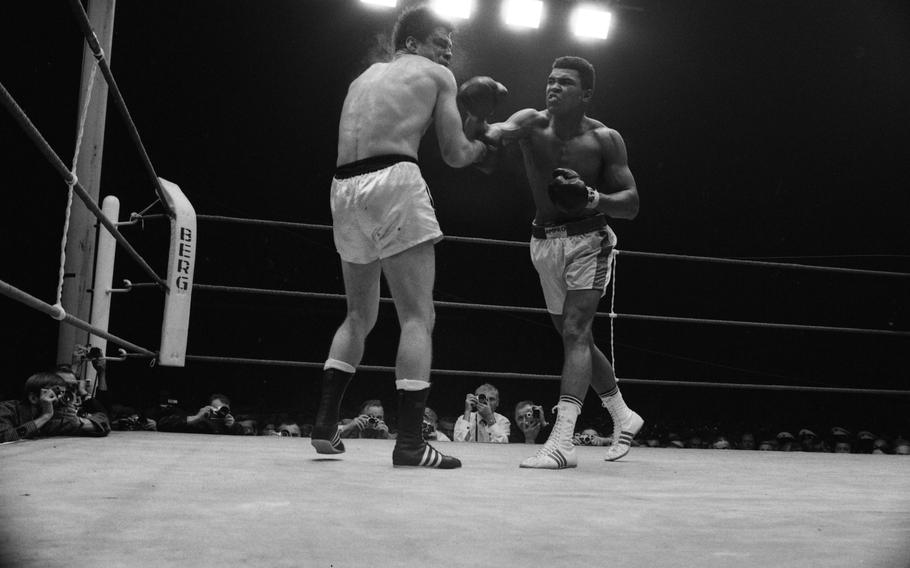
<box><xmin>609</xmin><ymin>249</ymin><xmax>618</xmax><ymax>377</ymax></box>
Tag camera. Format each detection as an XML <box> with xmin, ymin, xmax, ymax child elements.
<box><xmin>113</xmin><ymin>415</ymin><xmax>142</xmax><ymax>431</ymax></box>
<box><xmin>573</xmin><ymin>433</ymin><xmax>595</xmax><ymax>446</ymax></box>
<box><xmin>365</xmin><ymin>415</ymin><xmax>381</xmax><ymax>428</ymax></box>
<box><xmin>470</xmin><ymin>393</ymin><xmax>488</xmax><ymax>412</ymax></box>
<box><xmin>51</xmin><ymin>386</ymin><xmax>76</xmax><ymax>407</ymax></box>
<box><xmin>208</xmin><ymin>405</ymin><xmax>231</xmax><ymax>420</ymax></box>
<box><xmin>421</xmin><ymin>420</ymin><xmax>436</xmax><ymax>440</ymax></box>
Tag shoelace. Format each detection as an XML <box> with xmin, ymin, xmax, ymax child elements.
<box><xmin>537</xmin><ymin>406</ymin><xmax>571</xmax><ymax>455</ymax></box>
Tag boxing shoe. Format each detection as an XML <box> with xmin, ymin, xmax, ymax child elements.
<box><xmin>603</xmin><ymin>410</ymin><xmax>644</xmax><ymax>462</ymax></box>
<box><xmin>392</xmin><ymin>442</ymin><xmax>461</xmax><ymax>469</ymax></box>
<box><xmin>311</xmin><ymin>425</ymin><xmax>345</xmax><ymax>455</ymax></box>
<box><xmin>519</xmin><ymin>443</ymin><xmax>578</xmax><ymax>470</ymax></box>
<box><xmin>520</xmin><ymin>402</ymin><xmax>578</xmax><ymax>469</ymax></box>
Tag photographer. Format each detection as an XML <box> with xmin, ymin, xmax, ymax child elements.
<box><xmin>156</xmin><ymin>393</ymin><xmax>244</xmax><ymax>435</ymax></box>
<box><xmin>340</xmin><ymin>400</ymin><xmax>391</xmax><ymax>440</ymax></box>
<box><xmin>454</xmin><ymin>383</ymin><xmax>510</xmax><ymax>443</ymax></box>
<box><xmin>1</xmin><ymin>371</ymin><xmax>108</xmax><ymax>441</ymax></box>
<box><xmin>510</xmin><ymin>400</ymin><xmax>551</xmax><ymax>444</ymax></box>
<box><xmin>422</xmin><ymin>406</ymin><xmax>450</xmax><ymax>442</ymax></box>
<box><xmin>55</xmin><ymin>362</ymin><xmax>111</xmax><ymax>436</ymax></box>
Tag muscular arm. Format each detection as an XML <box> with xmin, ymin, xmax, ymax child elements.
<box><xmin>433</xmin><ymin>69</ymin><xmax>487</xmax><ymax>168</ymax></box>
<box><xmin>592</xmin><ymin>128</ymin><xmax>639</xmax><ymax>220</ymax></box>
<box><xmin>486</xmin><ymin>108</ymin><xmax>539</xmax><ymax>145</ymax></box>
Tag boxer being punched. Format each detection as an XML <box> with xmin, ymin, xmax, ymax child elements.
<box><xmin>477</xmin><ymin>56</ymin><xmax>644</xmax><ymax>469</ymax></box>
<box><xmin>311</xmin><ymin>5</ymin><xmax>492</xmax><ymax>469</ymax></box>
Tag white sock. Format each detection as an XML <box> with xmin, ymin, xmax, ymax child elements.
<box><xmin>324</xmin><ymin>358</ymin><xmax>355</xmax><ymax>374</ymax></box>
<box><xmin>395</xmin><ymin>378</ymin><xmax>430</xmax><ymax>391</ymax></box>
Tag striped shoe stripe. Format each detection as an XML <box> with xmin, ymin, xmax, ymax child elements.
<box><xmin>545</xmin><ymin>448</ymin><xmax>568</xmax><ymax>469</ymax></box>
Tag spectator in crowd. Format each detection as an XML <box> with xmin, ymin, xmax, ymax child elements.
<box><xmin>738</xmin><ymin>431</ymin><xmax>757</xmax><ymax>451</ymax></box>
<box><xmin>893</xmin><ymin>437</ymin><xmax>910</xmax><ymax>455</ymax></box>
<box><xmin>510</xmin><ymin>400</ymin><xmax>551</xmax><ymax>444</ymax></box>
<box><xmin>1</xmin><ymin>371</ymin><xmax>109</xmax><ymax>441</ymax></box>
<box><xmin>712</xmin><ymin>436</ymin><xmax>732</xmax><ymax>449</ymax></box>
<box><xmin>856</xmin><ymin>431</ymin><xmax>876</xmax><ymax>454</ymax></box>
<box><xmin>831</xmin><ymin>426</ymin><xmax>852</xmax><ymax>454</ymax></box>
<box><xmin>776</xmin><ymin>431</ymin><xmax>799</xmax><ymax>452</ymax></box>
<box><xmin>55</xmin><ymin>356</ymin><xmax>111</xmax><ymax>435</ymax></box>
<box><xmin>454</xmin><ymin>383</ymin><xmax>510</xmax><ymax>443</ymax></box>
<box><xmin>340</xmin><ymin>400</ymin><xmax>392</xmax><ymax>439</ymax></box>
<box><xmin>109</xmin><ymin>404</ymin><xmax>156</xmax><ymax>432</ymax></box>
<box><xmin>758</xmin><ymin>439</ymin><xmax>777</xmax><ymax>451</ymax></box>
<box><xmin>422</xmin><ymin>407</ymin><xmax>450</xmax><ymax>442</ymax></box>
<box><xmin>278</xmin><ymin>421</ymin><xmax>302</xmax><ymax>437</ymax></box>
<box><xmin>437</xmin><ymin>416</ymin><xmax>456</xmax><ymax>441</ymax></box>
<box><xmin>260</xmin><ymin>421</ymin><xmax>278</xmax><ymax>436</ymax></box>
<box><xmin>235</xmin><ymin>416</ymin><xmax>258</xmax><ymax>436</ymax></box>
<box><xmin>573</xmin><ymin>427</ymin><xmax>610</xmax><ymax>447</ymax></box>
<box><xmin>797</xmin><ymin>429</ymin><xmax>824</xmax><ymax>452</ymax></box>
<box><xmin>156</xmin><ymin>393</ymin><xmax>244</xmax><ymax>435</ymax></box>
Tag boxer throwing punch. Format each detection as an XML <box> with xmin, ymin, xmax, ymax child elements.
<box><xmin>470</xmin><ymin>56</ymin><xmax>644</xmax><ymax>469</ymax></box>
<box><xmin>310</xmin><ymin>5</ymin><xmax>497</xmax><ymax>469</ymax></box>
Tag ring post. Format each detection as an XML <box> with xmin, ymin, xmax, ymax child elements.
<box><xmin>158</xmin><ymin>178</ymin><xmax>196</xmax><ymax>366</ymax></box>
<box><xmin>86</xmin><ymin>195</ymin><xmax>120</xmax><ymax>391</ymax></box>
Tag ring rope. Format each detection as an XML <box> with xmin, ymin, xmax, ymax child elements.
<box><xmin>53</xmin><ymin>61</ymin><xmax>100</xmax><ymax>318</ymax></box>
<box><xmin>125</xmin><ymin>282</ymin><xmax>909</xmax><ymax>338</ymax></box>
<box><xmin>0</xmin><ymin>278</ymin><xmax>155</xmax><ymax>356</ymax></box>
<box><xmin>0</xmin><ymin>81</ymin><xmax>168</xmax><ymax>292</ymax></box>
<box><xmin>115</xmin><ymin>354</ymin><xmax>906</xmax><ymax>396</ymax></box>
<box><xmin>616</xmin><ymin>249</ymin><xmax>910</xmax><ymax>279</ymax></box>
<box><xmin>130</xmin><ymin>213</ymin><xmax>910</xmax><ymax>279</ymax></box>
<box><xmin>66</xmin><ymin>0</ymin><xmax>174</xmax><ymax>218</ymax></box>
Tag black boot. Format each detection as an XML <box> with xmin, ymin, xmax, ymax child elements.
<box><xmin>311</xmin><ymin>367</ymin><xmax>353</xmax><ymax>455</ymax></box>
<box><xmin>392</xmin><ymin>387</ymin><xmax>461</xmax><ymax>469</ymax></box>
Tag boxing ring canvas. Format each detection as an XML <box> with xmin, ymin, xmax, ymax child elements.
<box><xmin>1</xmin><ymin>433</ymin><xmax>908</xmax><ymax>568</ymax></box>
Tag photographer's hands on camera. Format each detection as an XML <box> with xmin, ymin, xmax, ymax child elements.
<box><xmin>38</xmin><ymin>387</ymin><xmax>95</xmax><ymax>435</ymax></box>
<box><xmin>188</xmin><ymin>405</ymin><xmax>235</xmax><ymax>428</ymax></box>
<box><xmin>518</xmin><ymin>405</ymin><xmax>548</xmax><ymax>443</ymax></box>
<box><xmin>343</xmin><ymin>414</ymin><xmax>390</xmax><ymax>437</ymax></box>
<box><xmin>464</xmin><ymin>393</ymin><xmax>496</xmax><ymax>425</ymax></box>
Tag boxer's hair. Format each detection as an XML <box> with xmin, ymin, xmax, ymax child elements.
<box><xmin>23</xmin><ymin>372</ymin><xmax>66</xmax><ymax>399</ymax></box>
<box><xmin>392</xmin><ymin>5</ymin><xmax>454</xmax><ymax>51</ymax></box>
<box><xmin>553</xmin><ymin>56</ymin><xmax>596</xmax><ymax>92</ymax></box>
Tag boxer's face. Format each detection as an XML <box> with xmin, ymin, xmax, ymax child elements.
<box><xmin>413</xmin><ymin>27</ymin><xmax>453</xmax><ymax>67</ymax></box>
<box><xmin>546</xmin><ymin>68</ymin><xmax>588</xmax><ymax>113</ymax></box>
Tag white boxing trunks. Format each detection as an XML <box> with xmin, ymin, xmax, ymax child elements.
<box><xmin>529</xmin><ymin>214</ymin><xmax>618</xmax><ymax>315</ymax></box>
<box><xmin>330</xmin><ymin>155</ymin><xmax>443</xmax><ymax>264</ymax></box>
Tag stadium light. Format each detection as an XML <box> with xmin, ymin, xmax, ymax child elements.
<box><xmin>502</xmin><ymin>0</ymin><xmax>543</xmax><ymax>29</ymax></box>
<box><xmin>360</xmin><ymin>0</ymin><xmax>397</xmax><ymax>7</ymax></box>
<box><xmin>431</xmin><ymin>0</ymin><xmax>474</xmax><ymax>20</ymax></box>
<box><xmin>570</xmin><ymin>5</ymin><xmax>613</xmax><ymax>39</ymax></box>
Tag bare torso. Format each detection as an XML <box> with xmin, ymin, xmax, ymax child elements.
<box><xmin>336</xmin><ymin>55</ymin><xmax>444</xmax><ymax>166</ymax></box>
<box><xmin>516</xmin><ymin>110</ymin><xmax>611</xmax><ymax>224</ymax></box>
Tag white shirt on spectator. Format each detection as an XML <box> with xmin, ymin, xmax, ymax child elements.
<box><xmin>454</xmin><ymin>412</ymin><xmax>510</xmax><ymax>443</ymax></box>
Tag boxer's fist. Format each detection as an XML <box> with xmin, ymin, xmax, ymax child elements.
<box><xmin>457</xmin><ymin>76</ymin><xmax>508</xmax><ymax>119</ymax></box>
<box><xmin>547</xmin><ymin>168</ymin><xmax>600</xmax><ymax>214</ymax></box>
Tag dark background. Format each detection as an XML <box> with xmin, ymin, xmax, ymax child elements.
<box><xmin>2</xmin><ymin>0</ymin><xmax>909</xmax><ymax>437</ymax></box>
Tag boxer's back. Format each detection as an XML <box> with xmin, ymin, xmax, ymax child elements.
<box><xmin>336</xmin><ymin>55</ymin><xmax>442</xmax><ymax>165</ymax></box>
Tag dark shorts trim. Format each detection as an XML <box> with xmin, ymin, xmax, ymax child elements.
<box><xmin>334</xmin><ymin>154</ymin><xmax>418</xmax><ymax>180</ymax></box>
<box><xmin>531</xmin><ymin>214</ymin><xmax>608</xmax><ymax>239</ymax></box>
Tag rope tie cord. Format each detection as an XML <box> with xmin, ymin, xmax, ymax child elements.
<box><xmin>609</xmin><ymin>249</ymin><xmax>618</xmax><ymax>375</ymax></box>
<box><xmin>54</xmin><ymin>61</ymin><xmax>99</xmax><ymax>318</ymax></box>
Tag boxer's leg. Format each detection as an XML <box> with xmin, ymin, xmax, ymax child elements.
<box><xmin>312</xmin><ymin>259</ymin><xmax>380</xmax><ymax>455</ymax></box>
